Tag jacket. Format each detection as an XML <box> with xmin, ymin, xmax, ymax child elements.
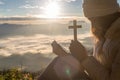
<box><xmin>82</xmin><ymin>17</ymin><xmax>120</xmax><ymax>80</ymax></box>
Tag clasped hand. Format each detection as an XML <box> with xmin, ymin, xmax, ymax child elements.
<box><xmin>51</xmin><ymin>40</ymin><xmax>88</xmax><ymax>62</ymax></box>
<box><xmin>69</xmin><ymin>40</ymin><xmax>88</xmax><ymax>62</ymax></box>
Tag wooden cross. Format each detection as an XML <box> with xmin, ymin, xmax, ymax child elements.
<box><xmin>69</xmin><ymin>20</ymin><xmax>82</xmax><ymax>41</ymax></box>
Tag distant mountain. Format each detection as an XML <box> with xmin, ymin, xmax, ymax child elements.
<box><xmin>0</xmin><ymin>22</ymin><xmax>90</xmax><ymax>38</ymax></box>
<box><xmin>0</xmin><ymin>23</ymin><xmax>25</xmax><ymax>27</ymax></box>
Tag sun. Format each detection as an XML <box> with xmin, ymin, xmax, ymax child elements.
<box><xmin>44</xmin><ymin>2</ymin><xmax>60</xmax><ymax>18</ymax></box>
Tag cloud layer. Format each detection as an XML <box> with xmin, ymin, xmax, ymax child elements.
<box><xmin>0</xmin><ymin>34</ymin><xmax>93</xmax><ymax>71</ymax></box>
<box><xmin>0</xmin><ymin>22</ymin><xmax>93</xmax><ymax>71</ymax></box>
<box><xmin>0</xmin><ymin>34</ymin><xmax>93</xmax><ymax>56</ymax></box>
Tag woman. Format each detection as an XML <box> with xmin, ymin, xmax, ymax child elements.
<box><xmin>52</xmin><ymin>0</ymin><xmax>120</xmax><ymax>80</ymax></box>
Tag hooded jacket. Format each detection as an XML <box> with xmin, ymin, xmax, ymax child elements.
<box><xmin>82</xmin><ymin>16</ymin><xmax>120</xmax><ymax>80</ymax></box>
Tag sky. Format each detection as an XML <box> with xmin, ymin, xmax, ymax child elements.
<box><xmin>0</xmin><ymin>0</ymin><xmax>120</xmax><ymax>18</ymax></box>
<box><xmin>0</xmin><ymin>0</ymin><xmax>83</xmax><ymax>18</ymax></box>
<box><xmin>0</xmin><ymin>0</ymin><xmax>119</xmax><ymax>20</ymax></box>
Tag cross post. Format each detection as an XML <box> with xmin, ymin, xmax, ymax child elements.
<box><xmin>69</xmin><ymin>20</ymin><xmax>82</xmax><ymax>41</ymax></box>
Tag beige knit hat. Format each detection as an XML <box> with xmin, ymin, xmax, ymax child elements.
<box><xmin>83</xmin><ymin>0</ymin><xmax>119</xmax><ymax>18</ymax></box>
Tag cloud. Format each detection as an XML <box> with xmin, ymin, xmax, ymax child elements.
<box><xmin>0</xmin><ymin>35</ymin><xmax>52</xmax><ymax>56</ymax></box>
<box><xmin>19</xmin><ymin>0</ymin><xmax>45</xmax><ymax>9</ymax></box>
<box><xmin>19</xmin><ymin>4</ymin><xmax>43</xmax><ymax>9</ymax></box>
<box><xmin>19</xmin><ymin>0</ymin><xmax>77</xmax><ymax>9</ymax></box>
<box><xmin>6</xmin><ymin>9</ymin><xmax>12</xmax><ymax>12</ymax></box>
<box><xmin>0</xmin><ymin>16</ymin><xmax>90</xmax><ymax>25</ymax></box>
<box><xmin>24</xmin><ymin>0</ymin><xmax>76</xmax><ymax>3</ymax></box>
<box><xmin>0</xmin><ymin>33</ymin><xmax>93</xmax><ymax>56</ymax></box>
<box><xmin>0</xmin><ymin>18</ymin><xmax>92</xmax><ymax>54</ymax></box>
<box><xmin>58</xmin><ymin>0</ymin><xmax>76</xmax><ymax>3</ymax></box>
<box><xmin>0</xmin><ymin>22</ymin><xmax>93</xmax><ymax>72</ymax></box>
<box><xmin>0</xmin><ymin>1</ymin><xmax>4</xmax><ymax>5</ymax></box>
<box><xmin>0</xmin><ymin>34</ymin><xmax>93</xmax><ymax>71</ymax></box>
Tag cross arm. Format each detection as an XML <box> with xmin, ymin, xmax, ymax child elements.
<box><xmin>69</xmin><ymin>25</ymin><xmax>82</xmax><ymax>29</ymax></box>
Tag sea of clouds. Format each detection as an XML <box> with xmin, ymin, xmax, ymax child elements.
<box><xmin>0</xmin><ymin>21</ymin><xmax>94</xmax><ymax>72</ymax></box>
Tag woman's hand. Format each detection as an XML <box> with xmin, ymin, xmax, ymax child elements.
<box><xmin>51</xmin><ymin>41</ymin><xmax>68</xmax><ymax>56</ymax></box>
<box><xmin>69</xmin><ymin>40</ymin><xmax>88</xmax><ymax>62</ymax></box>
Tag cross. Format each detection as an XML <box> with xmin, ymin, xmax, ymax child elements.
<box><xmin>69</xmin><ymin>20</ymin><xmax>82</xmax><ymax>41</ymax></box>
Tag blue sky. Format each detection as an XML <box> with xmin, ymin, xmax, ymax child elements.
<box><xmin>0</xmin><ymin>0</ymin><xmax>83</xmax><ymax>17</ymax></box>
<box><xmin>0</xmin><ymin>0</ymin><xmax>120</xmax><ymax>18</ymax></box>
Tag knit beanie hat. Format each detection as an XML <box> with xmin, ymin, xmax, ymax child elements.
<box><xmin>83</xmin><ymin>0</ymin><xmax>119</xmax><ymax>18</ymax></box>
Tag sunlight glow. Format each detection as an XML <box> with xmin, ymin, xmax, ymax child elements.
<box><xmin>44</xmin><ymin>2</ymin><xmax>61</xmax><ymax>18</ymax></box>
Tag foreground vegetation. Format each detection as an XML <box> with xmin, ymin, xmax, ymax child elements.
<box><xmin>0</xmin><ymin>68</ymin><xmax>41</xmax><ymax>80</ymax></box>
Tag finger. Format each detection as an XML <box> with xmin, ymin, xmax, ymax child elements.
<box><xmin>69</xmin><ymin>45</ymin><xmax>71</xmax><ymax>49</ymax></box>
<box><xmin>51</xmin><ymin>40</ymin><xmax>57</xmax><ymax>46</ymax></box>
<box><xmin>52</xmin><ymin>40</ymin><xmax>56</xmax><ymax>44</ymax></box>
<box><xmin>70</xmin><ymin>40</ymin><xmax>76</xmax><ymax>46</ymax></box>
<box><xmin>70</xmin><ymin>40</ymin><xmax>74</xmax><ymax>46</ymax></box>
<box><xmin>71</xmin><ymin>40</ymin><xmax>74</xmax><ymax>43</ymax></box>
<box><xmin>51</xmin><ymin>41</ymin><xmax>54</xmax><ymax>46</ymax></box>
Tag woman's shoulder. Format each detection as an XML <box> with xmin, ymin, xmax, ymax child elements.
<box><xmin>105</xmin><ymin>17</ymin><xmax>120</xmax><ymax>40</ymax></box>
<box><xmin>112</xmin><ymin>17</ymin><xmax>120</xmax><ymax>26</ymax></box>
